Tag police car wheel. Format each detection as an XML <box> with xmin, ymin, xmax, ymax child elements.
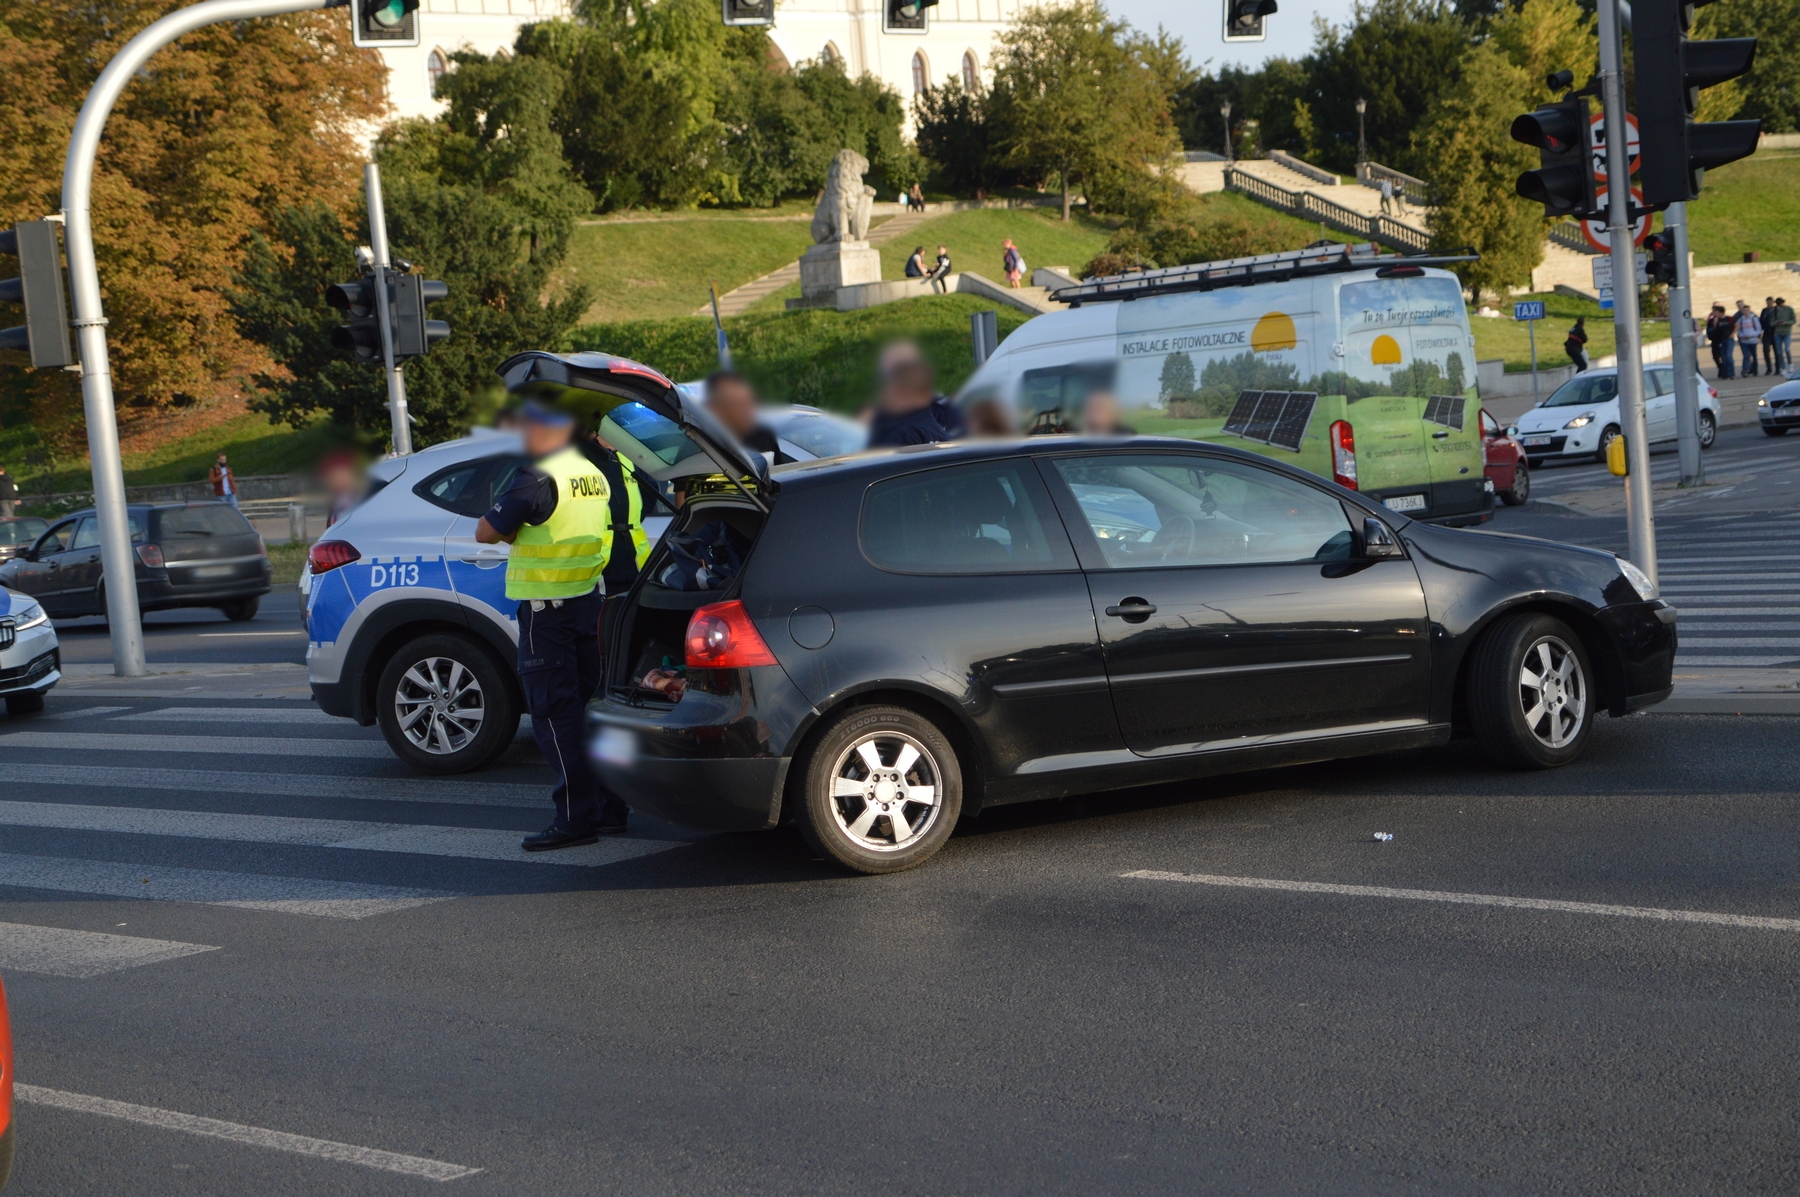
<box><xmin>795</xmin><ymin>705</ymin><xmax>962</xmax><ymax>875</ymax></box>
<box><xmin>376</xmin><ymin>634</ymin><xmax>519</xmax><ymax>775</ymax></box>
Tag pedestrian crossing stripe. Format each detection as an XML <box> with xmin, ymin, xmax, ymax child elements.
<box><xmin>0</xmin><ymin>921</ymin><xmax>218</xmax><ymax>978</ymax></box>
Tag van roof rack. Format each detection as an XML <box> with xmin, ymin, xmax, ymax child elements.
<box><xmin>1051</xmin><ymin>242</ymin><xmax>1478</xmax><ymax>306</ymax></box>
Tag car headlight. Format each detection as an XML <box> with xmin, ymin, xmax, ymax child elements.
<box><xmin>1616</xmin><ymin>557</ymin><xmax>1657</xmax><ymax>601</ymax></box>
<box><xmin>12</xmin><ymin>602</ymin><xmax>47</xmax><ymax>631</ymax></box>
<box><xmin>1564</xmin><ymin>414</ymin><xmax>1594</xmax><ymax>429</ymax></box>
<box><xmin>1759</xmin><ymin>397</ymin><xmax>1769</xmax><ymax>406</ymax></box>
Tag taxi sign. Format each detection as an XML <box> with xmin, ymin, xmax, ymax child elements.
<box><xmin>1513</xmin><ymin>300</ymin><xmax>1546</xmax><ymax>321</ymax></box>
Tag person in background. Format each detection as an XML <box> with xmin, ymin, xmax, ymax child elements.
<box><xmin>1378</xmin><ymin>177</ymin><xmax>1395</xmax><ymax>216</ymax></box>
<box><xmin>927</xmin><ymin>244</ymin><xmax>952</xmax><ymax>295</ymax></box>
<box><xmin>1706</xmin><ymin>304</ymin><xmax>1733</xmax><ymax>379</ymax></box>
<box><xmin>908</xmin><ymin>182</ymin><xmax>925</xmax><ymax>212</ymax></box>
<box><xmin>1564</xmin><ymin>317</ymin><xmax>1589</xmax><ymax>373</ymax></box>
<box><xmin>0</xmin><ymin>467</ymin><xmax>16</xmax><ymax>519</ymax></box>
<box><xmin>210</xmin><ymin>453</ymin><xmax>237</xmax><ymax>509</ymax></box>
<box><xmin>1002</xmin><ymin>239</ymin><xmax>1024</xmax><ymax>288</ymax></box>
<box><xmin>904</xmin><ymin>246</ymin><xmax>926</xmax><ymax>280</ymax></box>
<box><xmin>1736</xmin><ymin>300</ymin><xmax>1763</xmax><ymax>377</ymax></box>
<box><xmin>1773</xmin><ymin>297</ymin><xmax>1795</xmax><ymax>374</ymax></box>
<box><xmin>703</xmin><ymin>370</ymin><xmax>794</xmax><ymax>465</ymax></box>
<box><xmin>318</xmin><ymin>450</ymin><xmax>361</xmax><ymax>527</ymax></box>
<box><xmin>963</xmin><ymin>393</ymin><xmax>1017</xmax><ymax>438</ymax></box>
<box><xmin>870</xmin><ymin>342</ymin><xmax>954</xmax><ymax>447</ymax></box>
<box><xmin>1080</xmin><ymin>390</ymin><xmax>1135</xmax><ymax>436</ymax></box>
<box><xmin>1761</xmin><ymin>297</ymin><xmax>1780</xmax><ymax>375</ymax></box>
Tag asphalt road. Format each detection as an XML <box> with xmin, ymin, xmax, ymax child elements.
<box><xmin>52</xmin><ymin>585</ymin><xmax>307</xmax><ymax>667</ymax></box>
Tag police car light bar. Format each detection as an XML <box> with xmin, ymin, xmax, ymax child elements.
<box><xmin>1051</xmin><ymin>243</ymin><xmax>1480</xmax><ymax>306</ymax></box>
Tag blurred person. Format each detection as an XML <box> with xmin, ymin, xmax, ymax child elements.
<box><xmin>1564</xmin><ymin>317</ymin><xmax>1589</xmax><ymax>373</ymax></box>
<box><xmin>1761</xmin><ymin>297</ymin><xmax>1780</xmax><ymax>374</ymax></box>
<box><xmin>1736</xmin><ymin>300</ymin><xmax>1763</xmax><ymax>377</ymax></box>
<box><xmin>0</xmin><ymin>466</ymin><xmax>15</xmax><ymax>518</ymax></box>
<box><xmin>870</xmin><ymin>342</ymin><xmax>954</xmax><ymax>447</ymax></box>
<box><xmin>210</xmin><ymin>453</ymin><xmax>237</xmax><ymax>509</ymax></box>
<box><xmin>908</xmin><ymin>182</ymin><xmax>925</xmax><ymax>212</ymax></box>
<box><xmin>1774</xmin><ymin>297</ymin><xmax>1795</xmax><ymax>373</ymax></box>
<box><xmin>318</xmin><ymin>450</ymin><xmax>362</xmax><ymax>527</ymax></box>
<box><xmin>703</xmin><ymin>370</ymin><xmax>793</xmax><ymax>465</ymax></box>
<box><xmin>1706</xmin><ymin>304</ymin><xmax>1733</xmax><ymax>378</ymax></box>
<box><xmin>1080</xmin><ymin>390</ymin><xmax>1135</xmax><ymax>436</ymax></box>
<box><xmin>927</xmin><ymin>244</ymin><xmax>952</xmax><ymax>294</ymax></box>
<box><xmin>905</xmin><ymin>246</ymin><xmax>926</xmax><ymax>279</ymax></box>
<box><xmin>963</xmin><ymin>394</ymin><xmax>1018</xmax><ymax>438</ymax></box>
<box><xmin>1002</xmin><ymin>239</ymin><xmax>1024</xmax><ymax>288</ymax></box>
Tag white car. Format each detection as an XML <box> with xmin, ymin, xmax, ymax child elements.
<box><xmin>1511</xmin><ymin>365</ymin><xmax>1720</xmax><ymax>466</ymax></box>
<box><xmin>0</xmin><ymin>586</ymin><xmax>58</xmax><ymax>716</ymax></box>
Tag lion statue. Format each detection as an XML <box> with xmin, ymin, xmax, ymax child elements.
<box><xmin>811</xmin><ymin>149</ymin><xmax>877</xmax><ymax>244</ymax></box>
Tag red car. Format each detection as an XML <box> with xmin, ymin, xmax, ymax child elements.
<box><xmin>1481</xmin><ymin>407</ymin><xmax>1530</xmax><ymax>506</ymax></box>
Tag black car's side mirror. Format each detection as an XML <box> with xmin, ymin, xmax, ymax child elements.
<box><xmin>1362</xmin><ymin>517</ymin><xmax>1403</xmax><ymax>559</ymax></box>
<box><xmin>17</xmin><ymin>546</ymin><xmax>35</xmax><ymax>562</ymax></box>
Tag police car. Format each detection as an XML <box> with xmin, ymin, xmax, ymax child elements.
<box><xmin>304</xmin><ymin>401</ymin><xmax>863</xmax><ymax>774</ymax></box>
<box><xmin>0</xmin><ymin>586</ymin><xmax>58</xmax><ymax>716</ymax></box>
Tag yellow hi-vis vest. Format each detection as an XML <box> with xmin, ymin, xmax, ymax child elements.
<box><xmin>616</xmin><ymin>453</ymin><xmax>651</xmax><ymax>569</ymax></box>
<box><xmin>505</xmin><ymin>446</ymin><xmax>612</xmax><ymax>600</ymax></box>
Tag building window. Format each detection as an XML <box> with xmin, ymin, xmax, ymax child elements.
<box><xmin>821</xmin><ymin>42</ymin><xmax>841</xmax><ymax>68</ymax></box>
<box><xmin>961</xmin><ymin>50</ymin><xmax>979</xmax><ymax>90</ymax></box>
<box><xmin>911</xmin><ymin>51</ymin><xmax>929</xmax><ymax>96</ymax></box>
<box><xmin>426</xmin><ymin>49</ymin><xmax>447</xmax><ymax>96</ymax></box>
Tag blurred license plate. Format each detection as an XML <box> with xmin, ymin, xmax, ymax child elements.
<box><xmin>191</xmin><ymin>565</ymin><xmax>235</xmax><ymax>578</ymax></box>
<box><xmin>1383</xmin><ymin>494</ymin><xmax>1427</xmax><ymax>513</ymax></box>
<box><xmin>1522</xmin><ymin>435</ymin><xmax>1552</xmax><ymax>446</ymax></box>
<box><xmin>595</xmin><ymin>726</ymin><xmax>637</xmax><ymax>767</ymax></box>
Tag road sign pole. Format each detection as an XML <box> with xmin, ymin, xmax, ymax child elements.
<box><xmin>1529</xmin><ymin>319</ymin><xmax>1540</xmax><ymax>405</ymax></box>
<box><xmin>364</xmin><ymin>163</ymin><xmax>411</xmax><ymax>457</ymax></box>
<box><xmin>1666</xmin><ymin>201</ymin><xmax>1704</xmax><ymax>486</ymax></box>
<box><xmin>61</xmin><ymin>0</ymin><xmax>339</xmax><ymax>677</ymax></box>
<box><xmin>1598</xmin><ymin>0</ymin><xmax>1657</xmax><ymax>587</ymax></box>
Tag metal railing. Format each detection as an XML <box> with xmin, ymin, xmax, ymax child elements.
<box><xmin>1356</xmin><ymin>161</ymin><xmax>1431</xmax><ymax>208</ymax></box>
<box><xmin>1224</xmin><ymin>168</ymin><xmax>1431</xmax><ymax>254</ymax></box>
<box><xmin>1548</xmin><ymin>221</ymin><xmax>1602</xmax><ymax>254</ymax></box>
<box><xmin>1268</xmin><ymin>150</ymin><xmax>1339</xmax><ymax>186</ymax></box>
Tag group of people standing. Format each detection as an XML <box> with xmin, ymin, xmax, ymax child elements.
<box><xmin>903</xmin><ymin>240</ymin><xmax>1030</xmax><ymax>293</ymax></box>
<box><xmin>1706</xmin><ymin>298</ymin><xmax>1793</xmax><ymax>379</ymax></box>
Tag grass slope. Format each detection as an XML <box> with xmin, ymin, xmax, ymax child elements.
<box><xmin>1471</xmin><ymin>290</ymin><xmax>1663</xmax><ymax>374</ymax></box>
<box><xmin>1685</xmin><ymin>151</ymin><xmax>1800</xmax><ymax>267</ymax></box>
<box><xmin>17</xmin><ymin>409</ymin><xmax>339</xmax><ymax>498</ymax></box>
<box><xmin>876</xmin><ymin>206</ymin><xmax>1115</xmax><ymax>280</ymax></box>
<box><xmin>574</xmin><ymin>294</ymin><xmax>1032</xmax><ymax>411</ymax></box>
<box><xmin>562</xmin><ymin>213</ymin><xmax>820</xmax><ymax>324</ymax></box>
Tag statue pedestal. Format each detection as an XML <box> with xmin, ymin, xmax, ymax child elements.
<box><xmin>798</xmin><ymin>241</ymin><xmax>881</xmax><ymax>303</ymax></box>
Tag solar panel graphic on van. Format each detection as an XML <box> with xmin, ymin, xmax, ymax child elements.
<box><xmin>1222</xmin><ymin>390</ymin><xmax>1318</xmax><ymax>452</ymax></box>
<box><xmin>1423</xmin><ymin>395</ymin><xmax>1466</xmax><ymax>431</ymax></box>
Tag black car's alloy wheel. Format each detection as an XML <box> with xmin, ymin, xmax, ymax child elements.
<box><xmin>376</xmin><ymin>633</ymin><xmax>519</xmax><ymax>775</ymax></box>
<box><xmin>797</xmin><ymin>705</ymin><xmax>962</xmax><ymax>874</ymax></box>
<box><xmin>1468</xmin><ymin>612</ymin><xmax>1594</xmax><ymax>769</ymax></box>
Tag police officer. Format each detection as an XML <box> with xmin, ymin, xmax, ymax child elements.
<box><xmin>476</xmin><ymin>400</ymin><xmax>626</xmax><ymax>851</ymax></box>
<box><xmin>580</xmin><ymin>433</ymin><xmax>653</xmax><ymax>594</ymax></box>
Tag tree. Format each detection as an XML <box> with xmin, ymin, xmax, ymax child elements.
<box><xmin>990</xmin><ymin>3</ymin><xmax>1179</xmax><ymax>220</ymax></box>
<box><xmin>1302</xmin><ymin>0</ymin><xmax>1472</xmax><ymax>174</ymax></box>
<box><xmin>1159</xmin><ymin>353</ymin><xmax>1196</xmax><ymax>403</ymax></box>
<box><xmin>914</xmin><ymin>78</ymin><xmax>999</xmax><ymax>195</ymax></box>
<box><xmin>1693</xmin><ymin>0</ymin><xmax>1800</xmax><ymax>132</ymax></box>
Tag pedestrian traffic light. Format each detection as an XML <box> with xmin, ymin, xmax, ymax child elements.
<box><xmin>391</xmin><ymin>274</ymin><xmax>450</xmax><ymax>360</ymax></box>
<box><xmin>1643</xmin><ymin>230</ymin><xmax>1679</xmax><ymax>284</ymax></box>
<box><xmin>1634</xmin><ymin>0</ymin><xmax>1760</xmax><ymax>205</ymax></box>
<box><xmin>1511</xmin><ymin>94</ymin><xmax>1597</xmax><ymax>219</ymax></box>
<box><xmin>0</xmin><ymin>221</ymin><xmax>74</xmax><ymax>370</ymax></box>
<box><xmin>1224</xmin><ymin>0</ymin><xmax>1277</xmax><ymax>42</ymax></box>
<box><xmin>721</xmin><ymin>0</ymin><xmax>773</xmax><ymax>25</ymax></box>
<box><xmin>325</xmin><ymin>274</ymin><xmax>384</xmax><ymax>362</ymax></box>
<box><xmin>350</xmin><ymin>0</ymin><xmax>419</xmax><ymax>48</ymax></box>
<box><xmin>885</xmin><ymin>0</ymin><xmax>935</xmax><ymax>32</ymax></box>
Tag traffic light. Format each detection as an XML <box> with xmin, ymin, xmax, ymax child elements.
<box><xmin>721</xmin><ymin>0</ymin><xmax>773</xmax><ymax>25</ymax></box>
<box><xmin>1635</xmin><ymin>0</ymin><xmax>1760</xmax><ymax>204</ymax></box>
<box><xmin>350</xmin><ymin>0</ymin><xmax>419</xmax><ymax>48</ymax></box>
<box><xmin>391</xmin><ymin>275</ymin><xmax>449</xmax><ymax>361</ymax></box>
<box><xmin>325</xmin><ymin>275</ymin><xmax>383</xmax><ymax>362</ymax></box>
<box><xmin>1224</xmin><ymin>0</ymin><xmax>1277</xmax><ymax>42</ymax></box>
<box><xmin>885</xmin><ymin>0</ymin><xmax>935</xmax><ymax>32</ymax></box>
<box><xmin>0</xmin><ymin>221</ymin><xmax>73</xmax><ymax>370</ymax></box>
<box><xmin>1643</xmin><ymin>230</ymin><xmax>1679</xmax><ymax>284</ymax></box>
<box><xmin>1511</xmin><ymin>94</ymin><xmax>1597</xmax><ymax>218</ymax></box>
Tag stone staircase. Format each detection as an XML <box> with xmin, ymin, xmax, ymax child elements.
<box><xmin>701</xmin><ymin>208</ymin><xmax>939</xmax><ymax>318</ymax></box>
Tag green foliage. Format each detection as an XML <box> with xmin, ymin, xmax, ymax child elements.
<box><xmin>1684</xmin><ymin>151</ymin><xmax>1800</xmax><ymax>265</ymax></box>
<box><xmin>1693</xmin><ymin>0</ymin><xmax>1800</xmax><ymax>132</ymax></box>
<box><xmin>717</xmin><ymin>59</ymin><xmax>916</xmax><ymax>206</ymax></box>
<box><xmin>1082</xmin><ymin>191</ymin><xmax>1354</xmax><ymax>278</ymax></box>
<box><xmin>1175</xmin><ymin>59</ymin><xmax>1313</xmax><ymax>158</ymax></box>
<box><xmin>1158</xmin><ymin>353</ymin><xmax>1196</xmax><ymax>403</ymax></box>
<box><xmin>1194</xmin><ymin>352</ymin><xmax>1302</xmax><ymax>416</ymax></box>
<box><xmin>913</xmin><ymin>78</ymin><xmax>1006</xmax><ymax>195</ymax></box>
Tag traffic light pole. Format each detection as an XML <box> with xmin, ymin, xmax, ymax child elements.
<box><xmin>1597</xmin><ymin>0</ymin><xmax>1658</xmax><ymax>587</ymax></box>
<box><xmin>61</xmin><ymin>0</ymin><xmax>339</xmax><ymax>677</ymax></box>
<box><xmin>1666</xmin><ymin>201</ymin><xmax>1705</xmax><ymax>486</ymax></box>
<box><xmin>363</xmin><ymin>163</ymin><xmax>412</xmax><ymax>457</ymax></box>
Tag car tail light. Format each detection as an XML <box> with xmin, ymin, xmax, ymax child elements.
<box><xmin>1708</xmin><ymin>386</ymin><xmax>1718</xmax><ymax>399</ymax></box>
<box><xmin>309</xmin><ymin>540</ymin><xmax>360</xmax><ymax>574</ymax></box>
<box><xmin>685</xmin><ymin>600</ymin><xmax>777</xmax><ymax>669</ymax></box>
<box><xmin>1330</xmin><ymin>420</ymin><xmax>1357</xmax><ymax>489</ymax></box>
<box><xmin>134</xmin><ymin>543</ymin><xmax>164</xmax><ymax>568</ymax></box>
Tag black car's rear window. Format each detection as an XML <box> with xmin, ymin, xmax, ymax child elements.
<box><xmin>860</xmin><ymin>461</ymin><xmax>1076</xmax><ymax>574</ymax></box>
<box><xmin>156</xmin><ymin>505</ymin><xmax>255</xmax><ymax>539</ymax></box>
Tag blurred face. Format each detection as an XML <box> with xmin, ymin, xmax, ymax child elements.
<box><xmin>878</xmin><ymin>344</ymin><xmax>934</xmax><ymax>415</ymax></box>
<box><xmin>523</xmin><ymin>419</ymin><xmax>573</xmax><ymax>457</ymax></box>
<box><xmin>1081</xmin><ymin>391</ymin><xmax>1122</xmax><ymax>434</ymax></box>
<box><xmin>706</xmin><ymin>378</ymin><xmax>759</xmax><ymax>439</ymax></box>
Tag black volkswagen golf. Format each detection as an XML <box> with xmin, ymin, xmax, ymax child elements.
<box><xmin>499</xmin><ymin>353</ymin><xmax>1676</xmax><ymax>875</ymax></box>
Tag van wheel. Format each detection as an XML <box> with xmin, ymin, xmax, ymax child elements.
<box><xmin>375</xmin><ymin>633</ymin><xmax>519</xmax><ymax>775</ymax></box>
<box><xmin>796</xmin><ymin>705</ymin><xmax>963</xmax><ymax>874</ymax></box>
<box><xmin>218</xmin><ymin>597</ymin><xmax>259</xmax><ymax>622</ymax></box>
<box><xmin>1467</xmin><ymin>613</ymin><xmax>1594</xmax><ymax>769</ymax></box>
<box><xmin>1593</xmin><ymin>425</ymin><xmax>1621</xmax><ymax>465</ymax></box>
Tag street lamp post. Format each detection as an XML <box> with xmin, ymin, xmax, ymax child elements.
<box><xmin>1356</xmin><ymin>98</ymin><xmax>1368</xmax><ymax>167</ymax></box>
<box><xmin>1221</xmin><ymin>101</ymin><xmax>1233</xmax><ymax>163</ymax></box>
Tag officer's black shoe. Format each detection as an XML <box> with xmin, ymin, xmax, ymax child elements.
<box><xmin>521</xmin><ymin>825</ymin><xmax>601</xmax><ymax>852</ymax></box>
<box><xmin>594</xmin><ymin>819</ymin><xmax>629</xmax><ymax>836</ymax></box>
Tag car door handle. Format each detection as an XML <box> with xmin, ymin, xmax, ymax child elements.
<box><xmin>1105</xmin><ymin>598</ymin><xmax>1157</xmax><ymax>622</ymax></box>
<box><xmin>1431</xmin><ymin>430</ymin><xmax>1450</xmax><ymax>439</ymax></box>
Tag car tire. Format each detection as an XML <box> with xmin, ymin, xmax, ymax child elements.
<box><xmin>1764</xmin><ymin>426</ymin><xmax>1789</xmax><ymax>437</ymax></box>
<box><xmin>218</xmin><ymin>597</ymin><xmax>259</xmax><ymax>622</ymax></box>
<box><xmin>795</xmin><ymin>704</ymin><xmax>963</xmax><ymax>874</ymax></box>
<box><xmin>1501</xmin><ymin>461</ymin><xmax>1530</xmax><ymax>506</ymax></box>
<box><xmin>4</xmin><ymin>691</ymin><xmax>45</xmax><ymax>717</ymax></box>
<box><xmin>375</xmin><ymin>633</ymin><xmax>520</xmax><ymax>775</ymax></box>
<box><xmin>1467</xmin><ymin>612</ymin><xmax>1595</xmax><ymax>770</ymax></box>
<box><xmin>1593</xmin><ymin>424</ymin><xmax>1621</xmax><ymax>465</ymax></box>
<box><xmin>1698</xmin><ymin>410</ymin><xmax>1717</xmax><ymax>448</ymax></box>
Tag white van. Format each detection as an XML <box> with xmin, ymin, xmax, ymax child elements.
<box><xmin>957</xmin><ymin>245</ymin><xmax>1494</xmax><ymax>525</ymax></box>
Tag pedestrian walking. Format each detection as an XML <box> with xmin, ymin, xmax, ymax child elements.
<box><xmin>869</xmin><ymin>342</ymin><xmax>956</xmax><ymax>447</ymax></box>
<box><xmin>1564</xmin><ymin>317</ymin><xmax>1589</xmax><ymax>372</ymax></box>
<box><xmin>1735</xmin><ymin>300</ymin><xmax>1763</xmax><ymax>377</ymax></box>
<box><xmin>927</xmin><ymin>244</ymin><xmax>952</xmax><ymax>294</ymax></box>
<box><xmin>1706</xmin><ymin>304</ymin><xmax>1733</xmax><ymax>378</ymax></box>
<box><xmin>0</xmin><ymin>467</ymin><xmax>15</xmax><ymax>519</ymax></box>
<box><xmin>1001</xmin><ymin>239</ymin><xmax>1025</xmax><ymax>288</ymax></box>
<box><xmin>1773</xmin><ymin>296</ymin><xmax>1795</xmax><ymax>374</ymax></box>
<box><xmin>476</xmin><ymin>400</ymin><xmax>626</xmax><ymax>851</ymax></box>
<box><xmin>1379</xmin><ymin>178</ymin><xmax>1395</xmax><ymax>216</ymax></box>
<box><xmin>1761</xmin><ymin>297</ymin><xmax>1780</xmax><ymax>374</ymax></box>
<box><xmin>904</xmin><ymin>246</ymin><xmax>926</xmax><ymax>279</ymax></box>
<box><xmin>209</xmin><ymin>454</ymin><xmax>237</xmax><ymax>509</ymax></box>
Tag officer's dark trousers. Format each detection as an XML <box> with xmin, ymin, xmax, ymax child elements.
<box><xmin>516</xmin><ymin>590</ymin><xmax>625</xmax><ymax>831</ymax></box>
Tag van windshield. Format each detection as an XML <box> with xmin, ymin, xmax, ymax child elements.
<box><xmin>1543</xmin><ymin>374</ymin><xmax>1619</xmax><ymax>407</ymax></box>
